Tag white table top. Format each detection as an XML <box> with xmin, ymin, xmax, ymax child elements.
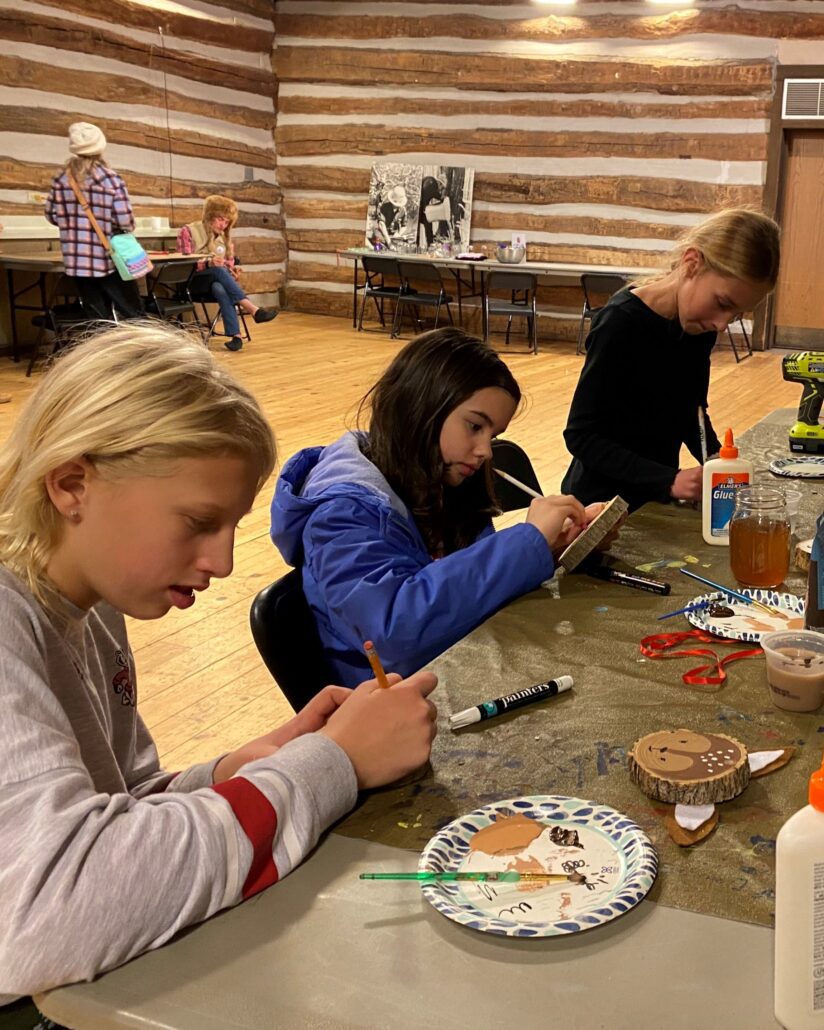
<box><xmin>36</xmin><ymin>833</ymin><xmax>778</xmax><ymax>1030</ymax></box>
<box><xmin>339</xmin><ymin>247</ymin><xmax>660</xmax><ymax>280</ymax></box>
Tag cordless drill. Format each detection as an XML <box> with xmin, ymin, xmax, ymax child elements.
<box><xmin>782</xmin><ymin>352</ymin><xmax>824</xmax><ymax>454</ymax></box>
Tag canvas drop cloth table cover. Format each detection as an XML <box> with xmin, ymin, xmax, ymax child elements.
<box><xmin>336</xmin><ymin>410</ymin><xmax>823</xmax><ymax>927</ymax></box>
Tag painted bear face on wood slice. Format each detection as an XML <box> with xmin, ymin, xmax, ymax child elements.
<box><xmin>628</xmin><ymin>728</ymin><xmax>795</xmax><ymax>846</ymax></box>
<box><xmin>628</xmin><ymin>729</ymin><xmax>750</xmax><ymax>805</ymax></box>
<box><xmin>633</xmin><ymin>730</ymin><xmax>747</xmax><ymax>781</ymax></box>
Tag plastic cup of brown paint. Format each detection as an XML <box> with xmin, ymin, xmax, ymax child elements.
<box><xmin>761</xmin><ymin>630</ymin><xmax>824</xmax><ymax>712</ymax></box>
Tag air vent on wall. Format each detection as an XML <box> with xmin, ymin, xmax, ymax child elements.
<box><xmin>783</xmin><ymin>79</ymin><xmax>824</xmax><ymax>119</ymax></box>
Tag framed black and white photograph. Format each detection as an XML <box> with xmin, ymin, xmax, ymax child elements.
<box><xmin>365</xmin><ymin>162</ymin><xmax>474</xmax><ymax>252</ymax></box>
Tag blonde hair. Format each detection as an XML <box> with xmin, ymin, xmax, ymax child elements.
<box><xmin>65</xmin><ymin>156</ymin><xmax>105</xmax><ymax>185</ymax></box>
<box><xmin>0</xmin><ymin>322</ymin><xmax>276</xmax><ymax>600</ymax></box>
<box><xmin>670</xmin><ymin>208</ymin><xmax>780</xmax><ymax>288</ymax></box>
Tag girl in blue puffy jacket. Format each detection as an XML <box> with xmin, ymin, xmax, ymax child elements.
<box><xmin>270</xmin><ymin>328</ymin><xmax>603</xmax><ymax>687</ymax></box>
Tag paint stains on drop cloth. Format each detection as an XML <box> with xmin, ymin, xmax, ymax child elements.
<box><xmin>397</xmin><ymin>814</ymin><xmax>423</xmax><ymax>830</ymax></box>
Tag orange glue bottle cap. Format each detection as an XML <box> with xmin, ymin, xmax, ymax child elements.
<box><xmin>718</xmin><ymin>428</ymin><xmax>739</xmax><ymax>459</ymax></box>
<box><xmin>809</xmin><ymin>755</ymin><xmax>824</xmax><ymax>812</ymax></box>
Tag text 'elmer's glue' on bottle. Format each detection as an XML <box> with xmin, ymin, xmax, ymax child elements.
<box><xmin>775</xmin><ymin>755</ymin><xmax>824</xmax><ymax>1029</ymax></box>
<box><xmin>701</xmin><ymin>428</ymin><xmax>753</xmax><ymax>546</ymax></box>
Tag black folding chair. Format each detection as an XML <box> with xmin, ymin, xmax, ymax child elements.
<box><xmin>188</xmin><ymin>260</ymin><xmax>252</xmax><ymax>345</ymax></box>
<box><xmin>491</xmin><ymin>439</ymin><xmax>543</xmax><ymax>512</ymax></box>
<box><xmin>391</xmin><ymin>260</ymin><xmax>454</xmax><ymax>338</ymax></box>
<box><xmin>484</xmin><ymin>270</ymin><xmax>538</xmax><ymax>354</ymax></box>
<box><xmin>27</xmin><ymin>274</ymin><xmax>107</xmax><ymax>376</ymax></box>
<box><xmin>576</xmin><ymin>273</ymin><xmax>628</xmax><ymax>354</ymax></box>
<box><xmin>249</xmin><ymin>569</ymin><xmax>333</xmax><ymax>712</ymax></box>
<box><xmin>357</xmin><ymin>255</ymin><xmax>402</xmax><ymax>332</ymax></box>
<box><xmin>145</xmin><ymin>259</ymin><xmax>204</xmax><ymax>332</ymax></box>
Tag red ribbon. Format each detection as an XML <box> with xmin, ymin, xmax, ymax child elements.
<box><xmin>640</xmin><ymin>630</ymin><xmax>762</xmax><ymax>688</ymax></box>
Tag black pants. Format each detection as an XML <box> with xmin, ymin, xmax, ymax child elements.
<box><xmin>72</xmin><ymin>273</ymin><xmax>143</xmax><ymax>321</ymax></box>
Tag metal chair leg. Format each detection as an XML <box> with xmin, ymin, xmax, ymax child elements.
<box><xmin>726</xmin><ymin>325</ymin><xmax>741</xmax><ymax>363</ymax></box>
<box><xmin>576</xmin><ymin>303</ymin><xmax>589</xmax><ymax>355</ymax></box>
<box><xmin>238</xmin><ymin>306</ymin><xmax>252</xmax><ymax>341</ymax></box>
<box><xmin>390</xmin><ymin>294</ymin><xmax>403</xmax><ymax>338</ymax></box>
<box><xmin>357</xmin><ymin>287</ymin><xmax>369</xmax><ymax>331</ymax></box>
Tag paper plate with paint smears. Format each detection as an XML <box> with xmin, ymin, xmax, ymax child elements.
<box><xmin>769</xmin><ymin>456</ymin><xmax>824</xmax><ymax>479</ymax></box>
<box><xmin>685</xmin><ymin>589</ymin><xmax>805</xmax><ymax>643</ymax></box>
<box><xmin>418</xmin><ymin>796</ymin><xmax>657</xmax><ymax>937</ymax></box>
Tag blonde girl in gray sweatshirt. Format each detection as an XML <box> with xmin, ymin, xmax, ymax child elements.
<box><xmin>0</xmin><ymin>323</ymin><xmax>437</xmax><ymax>1004</ymax></box>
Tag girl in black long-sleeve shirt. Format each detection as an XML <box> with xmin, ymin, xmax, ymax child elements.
<box><xmin>561</xmin><ymin>209</ymin><xmax>780</xmax><ymax>512</ymax></box>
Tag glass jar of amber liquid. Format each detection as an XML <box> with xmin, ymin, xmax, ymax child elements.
<box><xmin>729</xmin><ymin>486</ymin><xmax>791</xmax><ymax>589</ymax></box>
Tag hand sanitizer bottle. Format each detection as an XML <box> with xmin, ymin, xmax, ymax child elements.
<box><xmin>701</xmin><ymin>428</ymin><xmax>753</xmax><ymax>545</ymax></box>
<box><xmin>775</xmin><ymin>755</ymin><xmax>824</xmax><ymax>1028</ymax></box>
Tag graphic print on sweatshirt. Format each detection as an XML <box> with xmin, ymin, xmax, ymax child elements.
<box><xmin>112</xmin><ymin>649</ymin><xmax>135</xmax><ymax>706</ymax></box>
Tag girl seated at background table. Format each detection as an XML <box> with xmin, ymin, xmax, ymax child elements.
<box><xmin>0</xmin><ymin>323</ymin><xmax>437</xmax><ymax>1004</ymax></box>
<box><xmin>270</xmin><ymin>327</ymin><xmax>605</xmax><ymax>689</ymax></box>
<box><xmin>177</xmin><ymin>194</ymin><xmax>277</xmax><ymax>352</ymax></box>
<box><xmin>561</xmin><ymin>208</ymin><xmax>780</xmax><ymax>512</ymax></box>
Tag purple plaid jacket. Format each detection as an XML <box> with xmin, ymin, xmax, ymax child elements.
<box><xmin>45</xmin><ymin>165</ymin><xmax>135</xmax><ymax>278</ymax></box>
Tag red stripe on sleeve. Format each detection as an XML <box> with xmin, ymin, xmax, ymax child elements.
<box><xmin>212</xmin><ymin>778</ymin><xmax>280</xmax><ymax>898</ymax></box>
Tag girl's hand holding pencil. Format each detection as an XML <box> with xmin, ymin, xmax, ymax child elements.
<box><xmin>319</xmin><ymin>670</ymin><xmax>438</xmax><ymax>789</ymax></box>
<box><xmin>214</xmin><ymin>667</ymin><xmax>437</xmax><ymax>786</ymax></box>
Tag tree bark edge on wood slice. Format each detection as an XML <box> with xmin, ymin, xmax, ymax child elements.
<box><xmin>628</xmin><ymin>728</ymin><xmax>750</xmax><ymax>805</ymax></box>
<box><xmin>795</xmin><ymin>538</ymin><xmax>813</xmax><ymax>573</ymax></box>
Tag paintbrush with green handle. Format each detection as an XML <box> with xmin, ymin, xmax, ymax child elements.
<box><xmin>360</xmin><ymin>870</ymin><xmax>586</xmax><ymax>884</ymax></box>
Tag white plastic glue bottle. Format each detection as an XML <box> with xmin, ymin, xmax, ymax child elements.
<box><xmin>701</xmin><ymin>427</ymin><xmax>752</xmax><ymax>546</ymax></box>
<box><xmin>775</xmin><ymin>756</ymin><xmax>824</xmax><ymax>1029</ymax></box>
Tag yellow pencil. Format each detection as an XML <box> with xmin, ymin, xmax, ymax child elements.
<box><xmin>364</xmin><ymin>640</ymin><xmax>390</xmax><ymax>689</ymax></box>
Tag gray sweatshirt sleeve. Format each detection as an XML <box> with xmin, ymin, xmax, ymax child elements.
<box><xmin>0</xmin><ymin>599</ymin><xmax>357</xmax><ymax>1001</ymax></box>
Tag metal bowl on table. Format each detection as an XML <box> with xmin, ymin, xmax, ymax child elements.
<box><xmin>496</xmin><ymin>245</ymin><xmax>526</xmax><ymax>264</ymax></box>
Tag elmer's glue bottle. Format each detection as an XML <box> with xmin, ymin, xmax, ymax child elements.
<box><xmin>774</xmin><ymin>757</ymin><xmax>824</xmax><ymax>1029</ymax></box>
<box><xmin>701</xmin><ymin>428</ymin><xmax>752</xmax><ymax>545</ymax></box>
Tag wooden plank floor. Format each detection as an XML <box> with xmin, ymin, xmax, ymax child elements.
<box><xmin>0</xmin><ymin>315</ymin><xmax>801</xmax><ymax>768</ymax></box>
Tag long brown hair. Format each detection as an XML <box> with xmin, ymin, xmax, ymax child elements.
<box><xmin>359</xmin><ymin>328</ymin><xmax>521</xmax><ymax>556</ymax></box>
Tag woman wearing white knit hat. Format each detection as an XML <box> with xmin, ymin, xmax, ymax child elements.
<box><xmin>45</xmin><ymin>122</ymin><xmax>143</xmax><ymax>322</ymax></box>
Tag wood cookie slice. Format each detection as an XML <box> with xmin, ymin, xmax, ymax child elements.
<box><xmin>795</xmin><ymin>538</ymin><xmax>813</xmax><ymax>573</ymax></box>
<box><xmin>628</xmin><ymin>729</ymin><xmax>750</xmax><ymax>806</ymax></box>
<box><xmin>557</xmin><ymin>495</ymin><xmax>628</xmax><ymax>572</ymax></box>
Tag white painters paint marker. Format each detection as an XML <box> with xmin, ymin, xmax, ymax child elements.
<box><xmin>448</xmin><ymin>676</ymin><xmax>574</xmax><ymax>730</ymax></box>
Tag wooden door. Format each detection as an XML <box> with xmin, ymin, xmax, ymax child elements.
<box><xmin>774</xmin><ymin>130</ymin><xmax>824</xmax><ymax>348</ymax></box>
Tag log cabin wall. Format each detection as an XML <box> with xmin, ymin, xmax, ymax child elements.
<box><xmin>1</xmin><ymin>0</ymin><xmax>283</xmax><ymax>303</ymax></box>
<box><xmin>274</xmin><ymin>0</ymin><xmax>824</xmax><ymax>340</ymax></box>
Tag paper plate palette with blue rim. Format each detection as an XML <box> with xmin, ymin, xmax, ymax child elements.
<box><xmin>685</xmin><ymin>589</ymin><xmax>805</xmax><ymax>643</ymax></box>
<box><xmin>769</xmin><ymin>456</ymin><xmax>824</xmax><ymax>478</ymax></box>
<box><xmin>418</xmin><ymin>795</ymin><xmax>658</xmax><ymax>937</ymax></box>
